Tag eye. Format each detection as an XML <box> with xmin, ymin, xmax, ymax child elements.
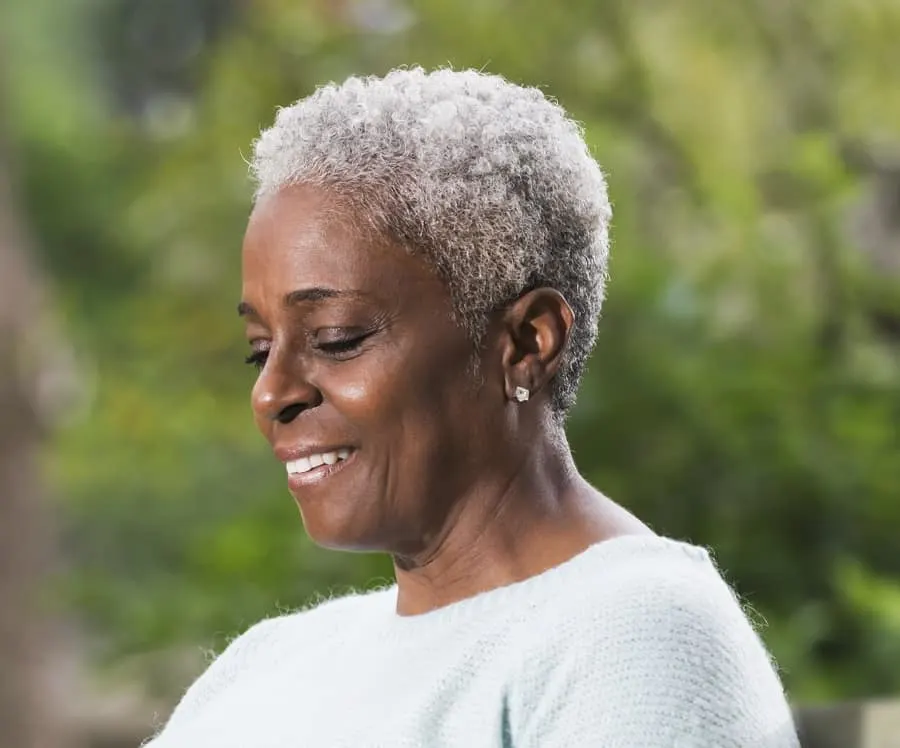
<box><xmin>244</xmin><ymin>343</ymin><xmax>270</xmax><ymax>370</ymax></box>
<box><xmin>313</xmin><ymin>329</ymin><xmax>374</xmax><ymax>360</ymax></box>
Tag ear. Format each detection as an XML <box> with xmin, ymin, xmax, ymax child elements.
<box><xmin>499</xmin><ymin>288</ymin><xmax>575</xmax><ymax>402</ymax></box>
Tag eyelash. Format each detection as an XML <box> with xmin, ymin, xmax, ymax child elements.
<box><xmin>314</xmin><ymin>336</ymin><xmax>368</xmax><ymax>356</ymax></box>
<box><xmin>244</xmin><ymin>350</ymin><xmax>269</xmax><ymax>370</ymax></box>
<box><xmin>244</xmin><ymin>333</ymin><xmax>371</xmax><ymax>369</ymax></box>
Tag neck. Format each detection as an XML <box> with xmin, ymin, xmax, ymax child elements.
<box><xmin>391</xmin><ymin>432</ymin><xmax>649</xmax><ymax>616</ymax></box>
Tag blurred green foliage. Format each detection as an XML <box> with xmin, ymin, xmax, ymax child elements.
<box><xmin>3</xmin><ymin>0</ymin><xmax>899</xmax><ymax>702</ymax></box>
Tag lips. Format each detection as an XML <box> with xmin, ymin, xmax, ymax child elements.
<box><xmin>274</xmin><ymin>444</ymin><xmax>357</xmax><ymax>491</ymax></box>
<box><xmin>285</xmin><ymin>448</ymin><xmax>352</xmax><ymax>475</ymax></box>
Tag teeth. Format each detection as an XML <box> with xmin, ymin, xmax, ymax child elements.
<box><xmin>286</xmin><ymin>450</ymin><xmax>351</xmax><ymax>475</ymax></box>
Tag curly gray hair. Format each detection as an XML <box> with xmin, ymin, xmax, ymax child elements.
<box><xmin>250</xmin><ymin>67</ymin><xmax>611</xmax><ymax>415</ymax></box>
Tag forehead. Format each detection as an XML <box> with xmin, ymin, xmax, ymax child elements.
<box><xmin>241</xmin><ymin>185</ymin><xmax>439</xmax><ymax>304</ymax></box>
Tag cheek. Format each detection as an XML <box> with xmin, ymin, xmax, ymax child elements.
<box><xmin>325</xmin><ymin>371</ymin><xmax>376</xmax><ymax>411</ymax></box>
<box><xmin>316</xmin><ymin>363</ymin><xmax>390</xmax><ymax>429</ymax></box>
<box><xmin>319</xmin><ymin>338</ymin><xmax>473</xmax><ymax>431</ymax></box>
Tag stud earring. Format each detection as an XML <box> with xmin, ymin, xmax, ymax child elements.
<box><xmin>514</xmin><ymin>386</ymin><xmax>530</xmax><ymax>403</ymax></box>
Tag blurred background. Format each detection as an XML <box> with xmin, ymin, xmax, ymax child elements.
<box><xmin>1</xmin><ymin>0</ymin><xmax>899</xmax><ymax>745</ymax></box>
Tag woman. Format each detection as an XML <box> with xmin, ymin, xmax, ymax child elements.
<box><xmin>146</xmin><ymin>67</ymin><xmax>799</xmax><ymax>747</ymax></box>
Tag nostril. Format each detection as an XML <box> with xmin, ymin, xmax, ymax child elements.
<box><xmin>276</xmin><ymin>402</ymin><xmax>305</xmax><ymax>424</ymax></box>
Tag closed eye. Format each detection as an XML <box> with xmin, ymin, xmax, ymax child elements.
<box><xmin>243</xmin><ymin>328</ymin><xmax>377</xmax><ymax>369</ymax></box>
<box><xmin>244</xmin><ymin>349</ymin><xmax>269</xmax><ymax>370</ymax></box>
<box><xmin>313</xmin><ymin>332</ymin><xmax>372</xmax><ymax>359</ymax></box>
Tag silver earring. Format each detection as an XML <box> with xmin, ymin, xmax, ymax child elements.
<box><xmin>514</xmin><ymin>386</ymin><xmax>530</xmax><ymax>403</ymax></box>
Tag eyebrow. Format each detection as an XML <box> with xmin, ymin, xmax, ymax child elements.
<box><xmin>237</xmin><ymin>287</ymin><xmax>365</xmax><ymax>317</ymax></box>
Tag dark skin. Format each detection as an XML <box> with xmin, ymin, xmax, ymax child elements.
<box><xmin>240</xmin><ymin>185</ymin><xmax>652</xmax><ymax>616</ymax></box>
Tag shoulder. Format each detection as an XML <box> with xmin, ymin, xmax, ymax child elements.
<box><xmin>511</xmin><ymin>535</ymin><xmax>799</xmax><ymax>747</ymax></box>
<box><xmin>524</xmin><ymin>534</ymin><xmax>756</xmax><ymax>635</ymax></box>
<box><xmin>154</xmin><ymin>586</ymin><xmax>392</xmax><ymax>737</ymax></box>
<box><xmin>585</xmin><ymin>537</ymin><xmax>781</xmax><ymax>686</ymax></box>
<box><xmin>518</xmin><ymin>536</ymin><xmax>771</xmax><ymax>669</ymax></box>
<box><xmin>202</xmin><ymin>586</ymin><xmax>392</xmax><ymax>675</ymax></box>
<box><xmin>583</xmin><ymin>535</ymin><xmax>760</xmax><ymax>633</ymax></box>
<box><xmin>543</xmin><ymin>534</ymin><xmax>764</xmax><ymax>637</ymax></box>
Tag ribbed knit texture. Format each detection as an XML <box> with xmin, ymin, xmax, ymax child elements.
<box><xmin>144</xmin><ymin>535</ymin><xmax>799</xmax><ymax>747</ymax></box>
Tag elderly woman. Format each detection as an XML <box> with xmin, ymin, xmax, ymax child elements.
<box><xmin>146</xmin><ymin>68</ymin><xmax>799</xmax><ymax>747</ymax></box>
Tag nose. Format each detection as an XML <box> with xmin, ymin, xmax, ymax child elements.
<box><xmin>251</xmin><ymin>353</ymin><xmax>323</xmax><ymax>426</ymax></box>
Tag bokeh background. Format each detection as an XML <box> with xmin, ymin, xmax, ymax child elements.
<box><xmin>1</xmin><ymin>0</ymin><xmax>899</xmax><ymax>744</ymax></box>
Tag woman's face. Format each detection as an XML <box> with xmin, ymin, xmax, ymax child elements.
<box><xmin>240</xmin><ymin>185</ymin><xmax>508</xmax><ymax>554</ymax></box>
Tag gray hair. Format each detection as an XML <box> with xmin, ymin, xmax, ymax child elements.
<box><xmin>251</xmin><ymin>67</ymin><xmax>611</xmax><ymax>415</ymax></box>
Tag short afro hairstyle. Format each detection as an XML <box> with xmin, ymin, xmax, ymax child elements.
<box><xmin>251</xmin><ymin>67</ymin><xmax>611</xmax><ymax>415</ymax></box>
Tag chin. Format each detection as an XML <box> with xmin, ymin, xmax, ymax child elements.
<box><xmin>296</xmin><ymin>505</ymin><xmax>386</xmax><ymax>553</ymax></box>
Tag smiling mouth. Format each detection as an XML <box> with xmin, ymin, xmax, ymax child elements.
<box><xmin>285</xmin><ymin>448</ymin><xmax>352</xmax><ymax>476</ymax></box>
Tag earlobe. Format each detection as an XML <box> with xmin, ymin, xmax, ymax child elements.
<box><xmin>500</xmin><ymin>288</ymin><xmax>575</xmax><ymax>401</ymax></box>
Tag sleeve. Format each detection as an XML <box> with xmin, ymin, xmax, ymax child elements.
<box><xmin>142</xmin><ymin>616</ymin><xmax>284</xmax><ymax>744</ymax></box>
<box><xmin>512</xmin><ymin>562</ymin><xmax>801</xmax><ymax>748</ymax></box>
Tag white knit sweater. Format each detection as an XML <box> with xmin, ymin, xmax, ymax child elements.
<box><xmin>144</xmin><ymin>535</ymin><xmax>799</xmax><ymax>747</ymax></box>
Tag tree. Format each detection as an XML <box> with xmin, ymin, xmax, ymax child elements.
<box><xmin>5</xmin><ymin>0</ymin><xmax>900</xmax><ymax>704</ymax></box>
<box><xmin>0</xmin><ymin>57</ymin><xmax>78</xmax><ymax>748</ymax></box>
